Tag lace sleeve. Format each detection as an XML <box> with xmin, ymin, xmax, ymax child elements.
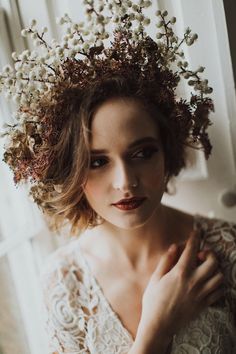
<box><xmin>40</xmin><ymin>252</ymin><xmax>89</xmax><ymax>354</ymax></box>
<box><xmin>201</xmin><ymin>218</ymin><xmax>236</xmax><ymax>320</ymax></box>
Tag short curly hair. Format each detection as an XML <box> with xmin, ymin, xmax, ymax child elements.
<box><xmin>21</xmin><ymin>73</ymin><xmax>212</xmax><ymax>236</ymax></box>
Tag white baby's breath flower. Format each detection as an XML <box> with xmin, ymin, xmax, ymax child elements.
<box><xmin>42</xmin><ymin>26</ymin><xmax>48</xmax><ymax>33</ymax></box>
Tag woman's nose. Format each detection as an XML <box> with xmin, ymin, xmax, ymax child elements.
<box><xmin>112</xmin><ymin>161</ymin><xmax>138</xmax><ymax>191</ymax></box>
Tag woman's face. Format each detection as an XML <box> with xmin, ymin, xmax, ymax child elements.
<box><xmin>83</xmin><ymin>97</ymin><xmax>166</xmax><ymax>230</ymax></box>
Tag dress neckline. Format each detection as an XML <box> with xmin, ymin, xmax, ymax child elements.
<box><xmin>76</xmin><ymin>214</ymin><xmax>204</xmax><ymax>344</ymax></box>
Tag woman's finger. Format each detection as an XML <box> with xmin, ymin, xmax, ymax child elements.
<box><xmin>194</xmin><ymin>250</ymin><xmax>219</xmax><ymax>284</ymax></box>
<box><xmin>196</xmin><ymin>271</ymin><xmax>224</xmax><ymax>301</ymax></box>
<box><xmin>154</xmin><ymin>244</ymin><xmax>178</xmax><ymax>278</ymax></box>
<box><xmin>204</xmin><ymin>286</ymin><xmax>225</xmax><ymax>306</ymax></box>
<box><xmin>176</xmin><ymin>231</ymin><xmax>201</xmax><ymax>274</ymax></box>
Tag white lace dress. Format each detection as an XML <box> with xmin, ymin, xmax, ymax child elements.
<box><xmin>40</xmin><ymin>215</ymin><xmax>236</xmax><ymax>353</ymax></box>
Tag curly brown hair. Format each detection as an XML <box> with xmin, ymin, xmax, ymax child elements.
<box><xmin>21</xmin><ymin>73</ymin><xmax>212</xmax><ymax>236</ymax></box>
<box><xmin>1</xmin><ymin>7</ymin><xmax>215</xmax><ymax>236</ymax></box>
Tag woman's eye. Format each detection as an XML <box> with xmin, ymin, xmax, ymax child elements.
<box><xmin>132</xmin><ymin>147</ymin><xmax>158</xmax><ymax>159</ymax></box>
<box><xmin>90</xmin><ymin>157</ymin><xmax>108</xmax><ymax>169</ymax></box>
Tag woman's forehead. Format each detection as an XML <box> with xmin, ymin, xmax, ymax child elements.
<box><xmin>90</xmin><ymin>97</ymin><xmax>160</xmax><ymax>146</ymax></box>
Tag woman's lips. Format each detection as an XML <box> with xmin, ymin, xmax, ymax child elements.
<box><xmin>112</xmin><ymin>198</ymin><xmax>146</xmax><ymax>211</ymax></box>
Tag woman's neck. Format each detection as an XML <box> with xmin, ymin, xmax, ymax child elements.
<box><xmin>94</xmin><ymin>205</ymin><xmax>193</xmax><ymax>272</ymax></box>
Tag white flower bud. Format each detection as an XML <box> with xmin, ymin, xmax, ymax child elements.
<box><xmin>170</xmin><ymin>17</ymin><xmax>176</xmax><ymax>24</ymax></box>
<box><xmin>6</xmin><ymin>78</ymin><xmax>14</xmax><ymax>86</ymax></box>
<box><xmin>96</xmin><ymin>15</ymin><xmax>105</xmax><ymax>24</ymax></box>
<box><xmin>156</xmin><ymin>20</ymin><xmax>164</xmax><ymax>28</ymax></box>
<box><xmin>16</xmin><ymin>81</ymin><xmax>24</xmax><ymax>90</ymax></box>
<box><xmin>56</xmin><ymin>47</ymin><xmax>64</xmax><ymax>56</ymax></box>
<box><xmin>188</xmin><ymin>80</ymin><xmax>195</xmax><ymax>86</ymax></box>
<box><xmin>132</xmin><ymin>4</ymin><xmax>139</xmax><ymax>11</ymax></box>
<box><xmin>155</xmin><ymin>10</ymin><xmax>161</xmax><ymax>16</ymax></box>
<box><xmin>71</xmin><ymin>38</ymin><xmax>79</xmax><ymax>45</ymax></box>
<box><xmin>143</xmin><ymin>1</ymin><xmax>152</xmax><ymax>8</ymax></box>
<box><xmin>42</xmin><ymin>26</ymin><xmax>48</xmax><ymax>33</ymax></box>
<box><xmin>156</xmin><ymin>32</ymin><xmax>163</xmax><ymax>39</ymax></box>
<box><xmin>3</xmin><ymin>65</ymin><xmax>12</xmax><ymax>73</ymax></box>
<box><xmin>197</xmin><ymin>66</ymin><xmax>205</xmax><ymax>73</ymax></box>
<box><xmin>183</xmin><ymin>72</ymin><xmax>191</xmax><ymax>79</ymax></box>
<box><xmin>34</xmin><ymin>39</ymin><xmax>42</xmax><ymax>47</ymax></box>
<box><xmin>12</xmin><ymin>52</ymin><xmax>18</xmax><ymax>61</ymax></box>
<box><xmin>56</xmin><ymin>17</ymin><xmax>65</xmax><ymax>25</ymax></box>
<box><xmin>30</xmin><ymin>19</ymin><xmax>37</xmax><ymax>27</ymax></box>
<box><xmin>16</xmin><ymin>71</ymin><xmax>23</xmax><ymax>79</ymax></box>
<box><xmin>185</xmin><ymin>27</ymin><xmax>191</xmax><ymax>35</ymax></box>
<box><xmin>48</xmin><ymin>75</ymin><xmax>55</xmax><ymax>83</ymax></box>
<box><xmin>31</xmin><ymin>32</ymin><xmax>38</xmax><ymax>40</ymax></box>
<box><xmin>83</xmin><ymin>43</ymin><xmax>90</xmax><ymax>51</ymax></box>
<box><xmin>21</xmin><ymin>29</ymin><xmax>28</xmax><ymax>37</ymax></box>
<box><xmin>113</xmin><ymin>15</ymin><xmax>119</xmax><ymax>23</ymax></box>
<box><xmin>136</xmin><ymin>14</ymin><xmax>144</xmax><ymax>22</ymax></box>
<box><xmin>162</xmin><ymin>10</ymin><xmax>168</xmax><ymax>16</ymax></box>
<box><xmin>143</xmin><ymin>18</ymin><xmax>151</xmax><ymax>26</ymax></box>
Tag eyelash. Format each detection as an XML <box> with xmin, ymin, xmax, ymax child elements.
<box><xmin>90</xmin><ymin>146</ymin><xmax>159</xmax><ymax>169</ymax></box>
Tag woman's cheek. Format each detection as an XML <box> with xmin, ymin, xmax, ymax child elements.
<box><xmin>84</xmin><ymin>177</ymin><xmax>105</xmax><ymax>201</ymax></box>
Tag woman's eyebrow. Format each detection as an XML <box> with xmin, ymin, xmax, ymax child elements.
<box><xmin>90</xmin><ymin>137</ymin><xmax>159</xmax><ymax>154</ymax></box>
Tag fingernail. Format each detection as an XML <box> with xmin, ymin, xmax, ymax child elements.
<box><xmin>168</xmin><ymin>244</ymin><xmax>177</xmax><ymax>253</ymax></box>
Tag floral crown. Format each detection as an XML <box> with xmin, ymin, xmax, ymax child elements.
<box><xmin>0</xmin><ymin>0</ymin><xmax>214</xmax><ymax>200</ymax></box>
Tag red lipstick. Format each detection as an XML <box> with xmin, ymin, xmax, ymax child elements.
<box><xmin>112</xmin><ymin>197</ymin><xmax>146</xmax><ymax>211</ymax></box>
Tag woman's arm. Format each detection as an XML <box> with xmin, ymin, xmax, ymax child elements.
<box><xmin>128</xmin><ymin>231</ymin><xmax>224</xmax><ymax>354</ymax></box>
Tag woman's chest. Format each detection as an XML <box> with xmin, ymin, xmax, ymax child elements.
<box><xmin>81</xmin><ymin>249</ymin><xmax>149</xmax><ymax>340</ymax></box>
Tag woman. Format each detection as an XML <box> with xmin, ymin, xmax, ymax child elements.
<box><xmin>39</xmin><ymin>76</ymin><xmax>236</xmax><ymax>354</ymax></box>
<box><xmin>0</xmin><ymin>2</ymin><xmax>235</xmax><ymax>353</ymax></box>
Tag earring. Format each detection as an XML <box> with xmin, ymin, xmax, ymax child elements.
<box><xmin>131</xmin><ymin>182</ymin><xmax>138</xmax><ymax>188</ymax></box>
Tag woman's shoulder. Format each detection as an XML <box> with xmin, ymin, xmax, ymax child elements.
<box><xmin>194</xmin><ymin>214</ymin><xmax>236</xmax><ymax>250</ymax></box>
<box><xmin>39</xmin><ymin>231</ymin><xmax>91</xmax><ymax>288</ymax></box>
<box><xmin>195</xmin><ymin>215</ymin><xmax>236</xmax><ymax>299</ymax></box>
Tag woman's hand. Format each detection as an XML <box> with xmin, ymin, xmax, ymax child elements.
<box><xmin>136</xmin><ymin>231</ymin><xmax>224</xmax><ymax>350</ymax></box>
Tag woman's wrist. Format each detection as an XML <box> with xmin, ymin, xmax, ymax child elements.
<box><xmin>130</xmin><ymin>325</ymin><xmax>172</xmax><ymax>354</ymax></box>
